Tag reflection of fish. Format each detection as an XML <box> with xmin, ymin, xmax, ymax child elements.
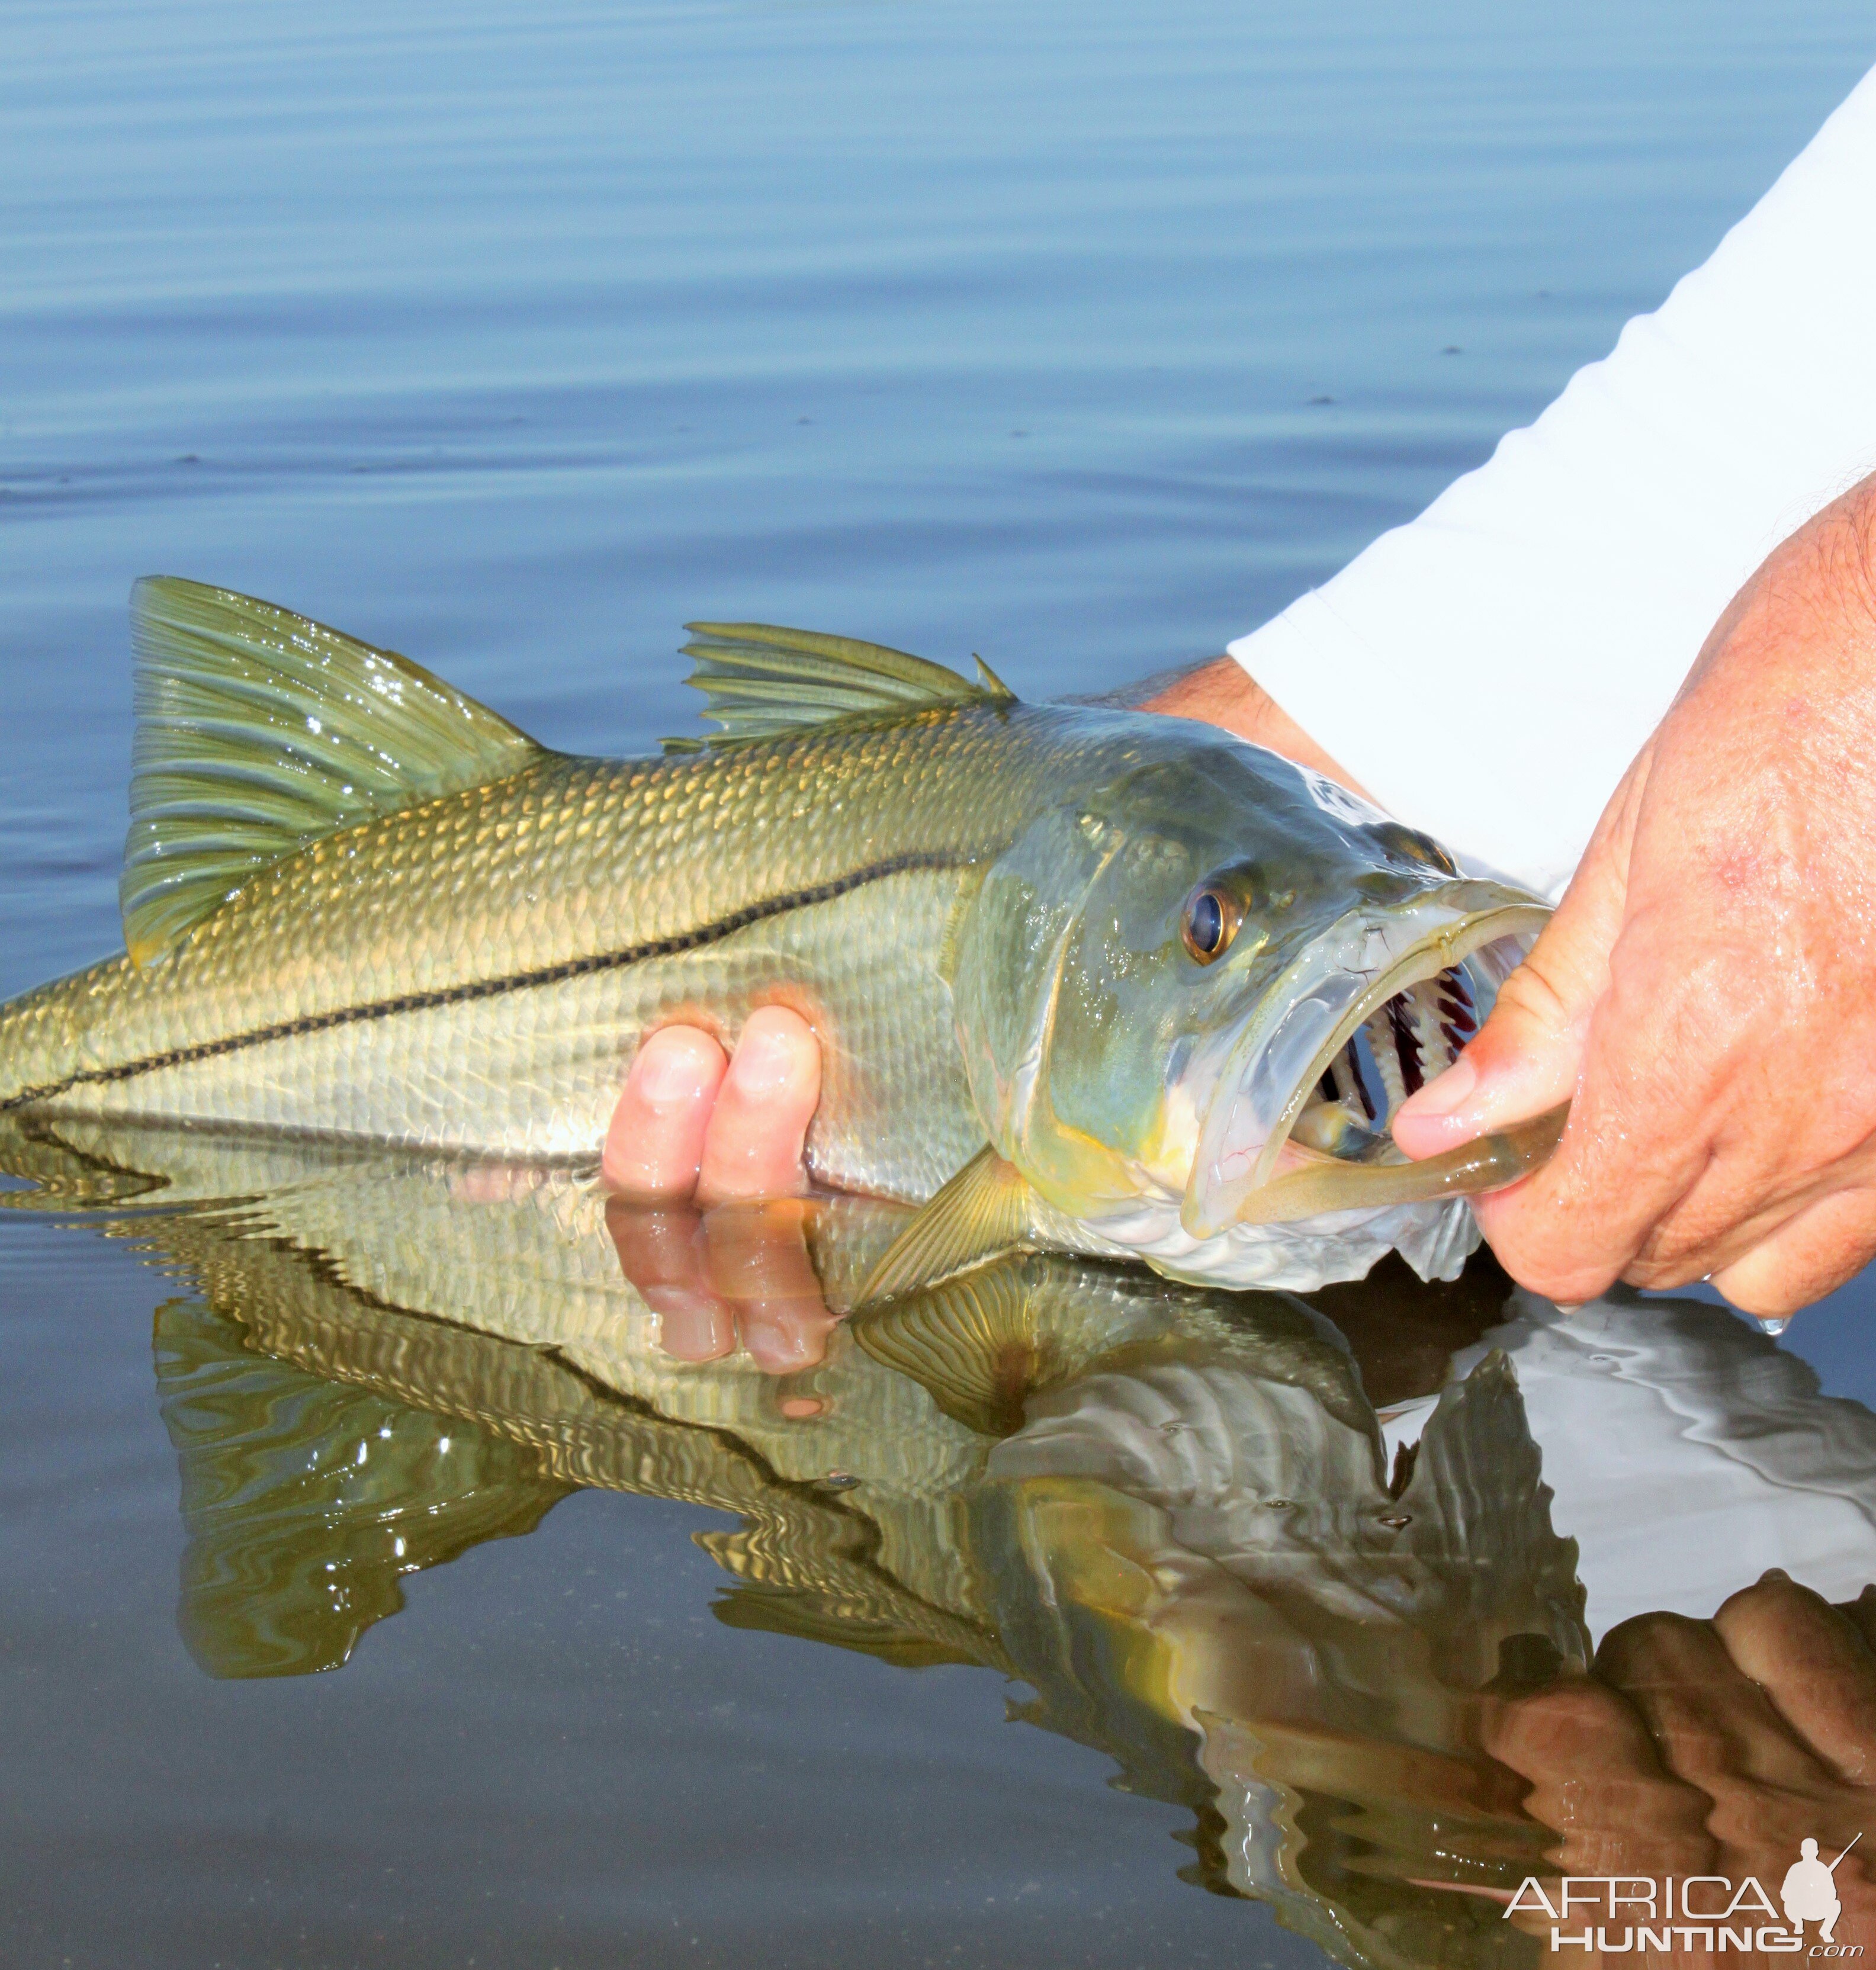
<box><xmin>22</xmin><ymin>1114</ymin><xmax>1582</xmax><ymax>1969</ymax></box>
<box><xmin>0</xmin><ymin>579</ymin><xmax>1554</xmax><ymax>1291</ymax></box>
<box><xmin>988</xmin><ymin>1353</ymin><xmax>1583</xmax><ymax>1970</ymax></box>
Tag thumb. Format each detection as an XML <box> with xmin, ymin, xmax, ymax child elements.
<box><xmin>1392</xmin><ymin>755</ymin><xmax>1641</xmax><ymax>1161</ymax></box>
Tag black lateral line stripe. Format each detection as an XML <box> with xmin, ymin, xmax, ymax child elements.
<box><xmin>4</xmin><ymin>848</ymin><xmax>974</xmax><ymax>1111</ymax></box>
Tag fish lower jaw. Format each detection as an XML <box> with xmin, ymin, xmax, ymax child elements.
<box><xmin>1052</xmin><ymin>972</ymin><xmax>1489</xmax><ymax>1288</ymax></box>
<box><xmin>1101</xmin><ymin>1192</ymin><xmax>1482</xmax><ymax>1295</ymax></box>
<box><xmin>1053</xmin><ymin>1126</ymin><xmax>1485</xmax><ymax>1295</ymax></box>
<box><xmin>1181</xmin><ymin>966</ymin><xmax>1483</xmax><ymax>1237</ymax></box>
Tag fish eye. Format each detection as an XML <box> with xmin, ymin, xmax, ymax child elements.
<box><xmin>1180</xmin><ymin>884</ymin><xmax>1242</xmax><ymax>964</ymax></box>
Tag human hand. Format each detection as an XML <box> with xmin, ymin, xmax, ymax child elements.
<box><xmin>602</xmin><ymin>1005</ymin><xmax>821</xmax><ymax>1204</ymax></box>
<box><xmin>1485</xmin><ymin>1574</ymin><xmax>1876</xmax><ymax>1948</ymax></box>
<box><xmin>1393</xmin><ymin>475</ymin><xmax>1876</xmax><ymax>1316</ymax></box>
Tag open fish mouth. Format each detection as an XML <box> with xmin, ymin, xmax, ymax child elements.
<box><xmin>1182</xmin><ymin>884</ymin><xmax>1562</xmax><ymax>1235</ymax></box>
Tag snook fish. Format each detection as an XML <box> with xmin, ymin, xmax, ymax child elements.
<box><xmin>0</xmin><ymin>580</ymin><xmax>1560</xmax><ymax>1292</ymax></box>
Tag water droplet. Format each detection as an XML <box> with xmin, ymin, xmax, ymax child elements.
<box><xmin>1757</xmin><ymin>1315</ymin><xmax>1789</xmax><ymax>1337</ymax></box>
<box><xmin>1262</xmin><ymin>1497</ymin><xmax>1293</xmax><ymax>1511</ymax></box>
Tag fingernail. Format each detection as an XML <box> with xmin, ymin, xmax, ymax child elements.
<box><xmin>638</xmin><ymin>1040</ymin><xmax>711</xmax><ymax>1106</ymax></box>
<box><xmin>1400</xmin><ymin>1054</ymin><xmax>1476</xmax><ymax>1119</ymax></box>
<box><xmin>729</xmin><ymin>1023</ymin><xmax>801</xmax><ymax>1096</ymax></box>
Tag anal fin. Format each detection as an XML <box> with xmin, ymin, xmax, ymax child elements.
<box><xmin>858</xmin><ymin>1146</ymin><xmax>1040</xmax><ymax>1304</ymax></box>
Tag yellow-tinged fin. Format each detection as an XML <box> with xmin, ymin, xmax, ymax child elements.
<box><xmin>858</xmin><ymin>1145</ymin><xmax>1041</xmax><ymax>1304</ymax></box>
<box><xmin>123</xmin><ymin>577</ymin><xmax>548</xmax><ymax>966</ymax></box>
<box><xmin>854</xmin><ymin>1255</ymin><xmax>1053</xmax><ymax>1438</ymax></box>
<box><xmin>668</xmin><ymin>621</ymin><xmax>1016</xmax><ymax>748</ymax></box>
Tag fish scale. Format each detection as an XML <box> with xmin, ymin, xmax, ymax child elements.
<box><xmin>0</xmin><ymin>579</ymin><xmax>1557</xmax><ymax>1293</ymax></box>
<box><xmin>0</xmin><ymin>705</ymin><xmax>1123</xmax><ymax>1188</ymax></box>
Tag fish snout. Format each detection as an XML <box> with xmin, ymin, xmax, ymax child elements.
<box><xmin>1181</xmin><ymin>884</ymin><xmax>1558</xmax><ymax>1236</ymax></box>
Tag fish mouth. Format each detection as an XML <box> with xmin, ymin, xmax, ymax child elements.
<box><xmin>1181</xmin><ymin>884</ymin><xmax>1559</xmax><ymax>1236</ymax></box>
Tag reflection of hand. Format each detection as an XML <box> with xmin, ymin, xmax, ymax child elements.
<box><xmin>1395</xmin><ymin>475</ymin><xmax>1876</xmax><ymax>1317</ymax></box>
<box><xmin>601</xmin><ymin>1007</ymin><xmax>820</xmax><ymax>1204</ymax></box>
<box><xmin>1486</xmin><ymin>1573</ymin><xmax>1876</xmax><ymax>1938</ymax></box>
<box><xmin>605</xmin><ymin>1195</ymin><xmax>836</xmax><ymax>1380</ymax></box>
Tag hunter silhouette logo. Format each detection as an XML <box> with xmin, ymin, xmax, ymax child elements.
<box><xmin>1784</xmin><ymin>1836</ymin><xmax>1861</xmax><ymax>1947</ymax></box>
<box><xmin>1505</xmin><ymin>1836</ymin><xmax>1866</xmax><ymax>1953</ymax></box>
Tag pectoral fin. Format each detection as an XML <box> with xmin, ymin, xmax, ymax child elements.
<box><xmin>853</xmin><ymin>1255</ymin><xmax>1052</xmax><ymax>1436</ymax></box>
<box><xmin>857</xmin><ymin>1145</ymin><xmax>1042</xmax><ymax>1304</ymax></box>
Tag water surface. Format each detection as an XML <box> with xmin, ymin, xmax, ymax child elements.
<box><xmin>6</xmin><ymin>4</ymin><xmax>1876</xmax><ymax>1966</ymax></box>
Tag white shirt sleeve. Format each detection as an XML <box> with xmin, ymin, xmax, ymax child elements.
<box><xmin>1228</xmin><ymin>64</ymin><xmax>1876</xmax><ymax>898</ymax></box>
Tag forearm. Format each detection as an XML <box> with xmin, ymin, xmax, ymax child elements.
<box><xmin>1139</xmin><ymin>655</ymin><xmax>1373</xmax><ymax>800</ymax></box>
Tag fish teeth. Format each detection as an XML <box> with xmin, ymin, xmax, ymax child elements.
<box><xmin>1364</xmin><ymin>1009</ymin><xmax>1407</xmax><ymax>1119</ymax></box>
<box><xmin>1436</xmin><ymin>966</ymin><xmax>1477</xmax><ymax>1052</ymax></box>
<box><xmin>1403</xmin><ymin>979</ymin><xmax>1452</xmax><ymax>1081</ymax></box>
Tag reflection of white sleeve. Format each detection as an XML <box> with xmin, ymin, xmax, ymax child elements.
<box><xmin>1228</xmin><ymin>66</ymin><xmax>1876</xmax><ymax>897</ymax></box>
<box><xmin>1450</xmin><ymin>1293</ymin><xmax>1876</xmax><ymax>1640</ymax></box>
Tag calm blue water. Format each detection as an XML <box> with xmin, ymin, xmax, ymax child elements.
<box><xmin>5</xmin><ymin>5</ymin><xmax>1876</xmax><ymax>1966</ymax></box>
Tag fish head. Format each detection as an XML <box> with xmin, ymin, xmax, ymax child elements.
<box><xmin>949</xmin><ymin>719</ymin><xmax>1550</xmax><ymax>1288</ymax></box>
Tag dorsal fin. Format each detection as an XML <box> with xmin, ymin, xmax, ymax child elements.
<box><xmin>123</xmin><ymin>578</ymin><xmax>547</xmax><ymax>966</ymax></box>
<box><xmin>669</xmin><ymin>621</ymin><xmax>1016</xmax><ymax>748</ymax></box>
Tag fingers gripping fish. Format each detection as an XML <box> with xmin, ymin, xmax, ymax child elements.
<box><xmin>0</xmin><ymin>580</ymin><xmax>1559</xmax><ymax>1294</ymax></box>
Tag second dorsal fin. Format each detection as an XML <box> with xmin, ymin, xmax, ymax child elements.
<box><xmin>672</xmin><ymin>622</ymin><xmax>1016</xmax><ymax>747</ymax></box>
<box><xmin>123</xmin><ymin>578</ymin><xmax>548</xmax><ymax>966</ymax></box>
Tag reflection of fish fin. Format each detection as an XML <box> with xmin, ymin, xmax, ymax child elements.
<box><xmin>154</xmin><ymin>1296</ymin><xmax>568</xmax><ymax>1678</ymax></box>
<box><xmin>0</xmin><ymin>1110</ymin><xmax>171</xmax><ymax>1209</ymax></box>
<box><xmin>710</xmin><ymin>1577</ymin><xmax>985</xmax><ymax>1669</ymax></box>
<box><xmin>667</xmin><ymin>621</ymin><xmax>1016</xmax><ymax>747</ymax></box>
<box><xmin>696</xmin><ymin>1501</ymin><xmax>1006</xmax><ymax>1671</ymax></box>
<box><xmin>858</xmin><ymin>1145</ymin><xmax>1040</xmax><ymax>1303</ymax></box>
<box><xmin>854</xmin><ymin>1256</ymin><xmax>1049</xmax><ymax>1436</ymax></box>
<box><xmin>1400</xmin><ymin>1349</ymin><xmax>1590</xmax><ymax>1679</ymax></box>
<box><xmin>123</xmin><ymin>577</ymin><xmax>547</xmax><ymax>966</ymax></box>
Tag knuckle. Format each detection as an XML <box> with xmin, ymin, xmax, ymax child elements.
<box><xmin>1491</xmin><ymin>957</ymin><xmax>1578</xmax><ymax>1039</ymax></box>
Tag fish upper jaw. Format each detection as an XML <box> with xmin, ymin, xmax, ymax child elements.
<box><xmin>1004</xmin><ymin>883</ymin><xmax>1544</xmax><ymax>1293</ymax></box>
<box><xmin>1178</xmin><ymin>882</ymin><xmax>1553</xmax><ymax>1242</ymax></box>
